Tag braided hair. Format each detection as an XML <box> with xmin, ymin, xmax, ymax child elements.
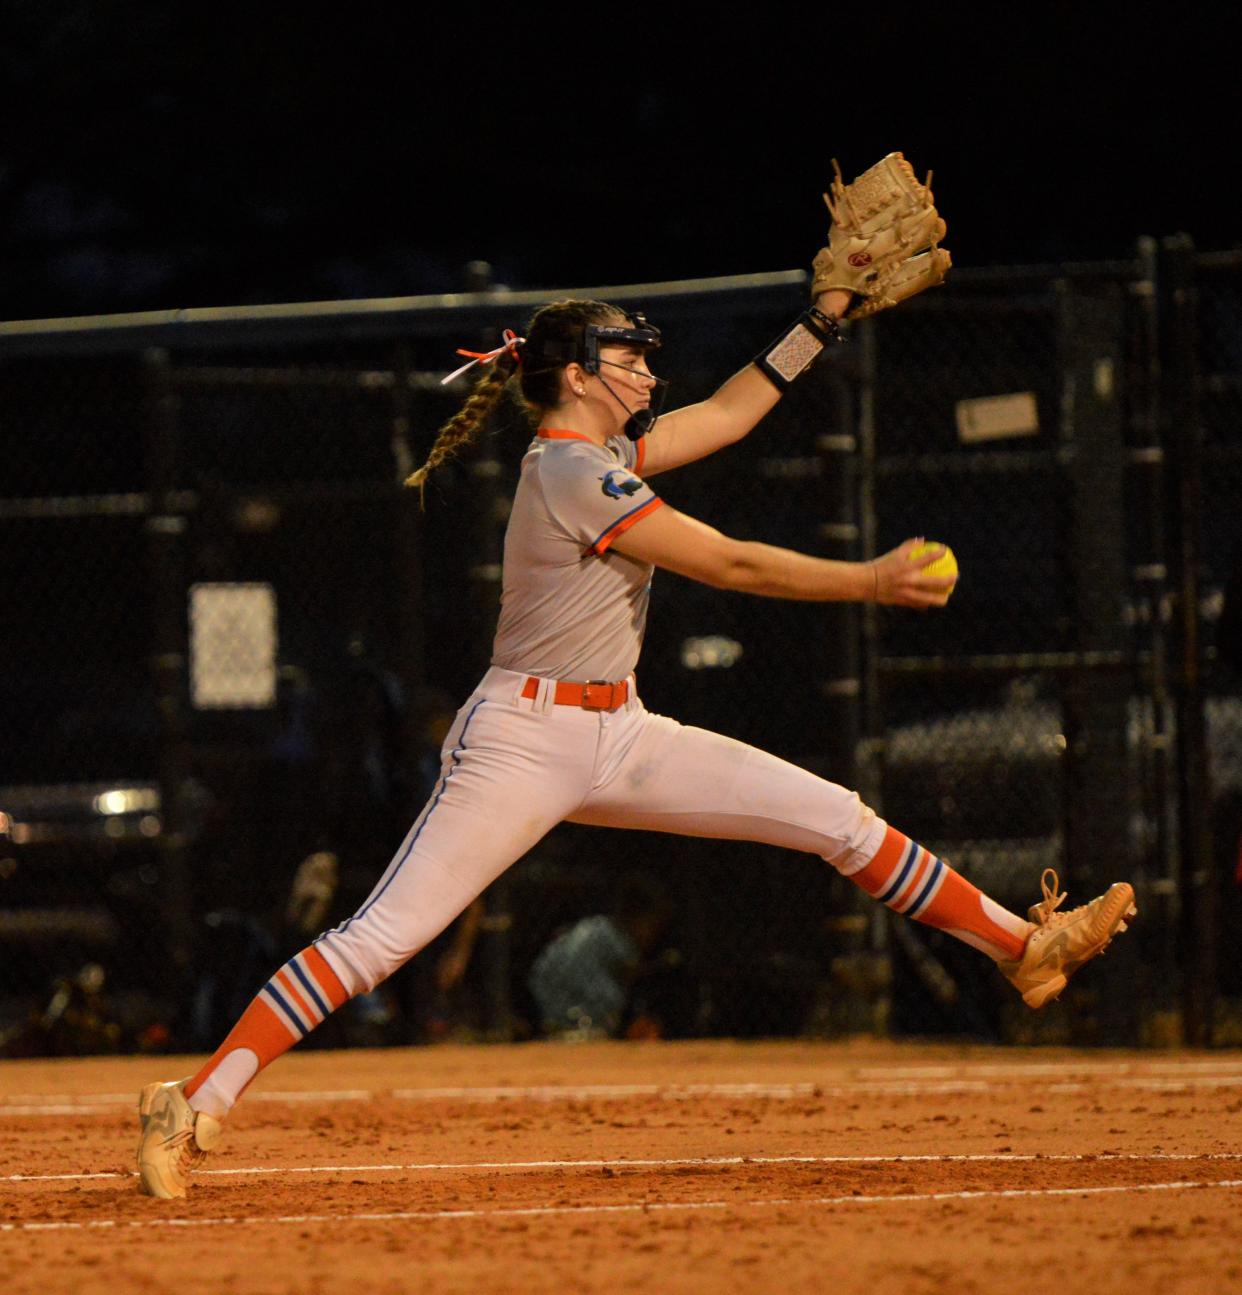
<box><xmin>404</xmin><ymin>298</ymin><xmax>629</xmax><ymax>497</ymax></box>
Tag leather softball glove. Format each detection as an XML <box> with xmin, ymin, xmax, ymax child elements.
<box><xmin>811</xmin><ymin>152</ymin><xmax>951</xmax><ymax>320</ymax></box>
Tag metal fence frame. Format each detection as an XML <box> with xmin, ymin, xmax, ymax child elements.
<box><xmin>1</xmin><ymin>244</ymin><xmax>1235</xmax><ymax>1048</ymax></box>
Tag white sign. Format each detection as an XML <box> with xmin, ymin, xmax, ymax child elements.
<box><xmin>189</xmin><ymin>583</ymin><xmax>278</xmax><ymax>709</ymax></box>
<box><xmin>955</xmin><ymin>392</ymin><xmax>1040</xmax><ymax>443</ymax></box>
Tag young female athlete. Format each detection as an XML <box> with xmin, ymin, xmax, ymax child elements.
<box><xmin>136</xmin><ymin>281</ymin><xmax>1136</xmax><ymax>1200</ymax></box>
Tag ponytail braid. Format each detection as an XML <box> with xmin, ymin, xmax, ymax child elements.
<box><xmin>406</xmin><ymin>300</ymin><xmax>629</xmax><ymax>501</ymax></box>
<box><xmin>404</xmin><ymin>352</ymin><xmax>519</xmax><ymax>499</ymax></box>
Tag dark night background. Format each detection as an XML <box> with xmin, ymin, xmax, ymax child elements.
<box><xmin>2</xmin><ymin>3</ymin><xmax>1240</xmax><ymax>1056</ymax></box>
<box><xmin>0</xmin><ymin>3</ymin><xmax>1233</xmax><ymax>323</ymax></box>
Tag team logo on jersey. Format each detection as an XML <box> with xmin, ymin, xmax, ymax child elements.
<box><xmin>600</xmin><ymin>469</ymin><xmax>643</xmax><ymax>499</ymax></box>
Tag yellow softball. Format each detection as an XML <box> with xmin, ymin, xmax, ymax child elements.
<box><xmin>908</xmin><ymin>540</ymin><xmax>959</xmax><ymax>588</ymax></box>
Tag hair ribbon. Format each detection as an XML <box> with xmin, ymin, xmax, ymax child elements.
<box><xmin>440</xmin><ymin>328</ymin><xmax>525</xmax><ymax>385</ymax></box>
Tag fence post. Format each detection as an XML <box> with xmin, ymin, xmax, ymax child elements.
<box><xmin>1129</xmin><ymin>237</ymin><xmax>1182</xmax><ymax>1039</ymax></box>
<box><xmin>855</xmin><ymin>318</ymin><xmax>883</xmax><ymax>815</ymax></box>
<box><xmin>143</xmin><ymin>347</ymin><xmax>197</xmax><ymax>1019</ymax></box>
<box><xmin>469</xmin><ymin>442</ymin><xmax>515</xmax><ymax>1041</ymax></box>
<box><xmin>389</xmin><ymin>340</ymin><xmax>428</xmax><ymax>799</ymax></box>
<box><xmin>854</xmin><ymin>317</ymin><xmax>891</xmax><ymax>1032</ymax></box>
<box><xmin>817</xmin><ymin>370</ymin><xmax>862</xmax><ymax>792</ymax></box>
<box><xmin>815</xmin><ymin>351</ymin><xmax>880</xmax><ymax>1031</ymax></box>
<box><xmin>459</xmin><ymin>269</ymin><xmax>514</xmax><ymax>1040</ymax></box>
<box><xmin>1160</xmin><ymin>233</ymin><xmax>1217</xmax><ymax>1047</ymax></box>
<box><xmin>1056</xmin><ymin>282</ymin><xmax>1136</xmax><ymax>1041</ymax></box>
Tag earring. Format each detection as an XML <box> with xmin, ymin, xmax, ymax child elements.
<box><xmin>575</xmin><ymin>388</ymin><xmax>586</xmax><ymax>396</ymax></box>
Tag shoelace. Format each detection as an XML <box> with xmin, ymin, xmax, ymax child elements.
<box><xmin>1030</xmin><ymin>868</ymin><xmax>1068</xmax><ymax>927</ymax></box>
<box><xmin>164</xmin><ymin>1127</ymin><xmax>208</xmax><ymax>1177</ymax></box>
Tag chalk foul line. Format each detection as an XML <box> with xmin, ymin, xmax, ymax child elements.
<box><xmin>6</xmin><ymin>1070</ymin><xmax>1242</xmax><ymax>1118</ymax></box>
<box><xmin>9</xmin><ymin>1150</ymin><xmax>1242</xmax><ymax>1185</ymax></box>
<box><xmin>4</xmin><ymin>1178</ymin><xmax>1242</xmax><ymax>1232</ymax></box>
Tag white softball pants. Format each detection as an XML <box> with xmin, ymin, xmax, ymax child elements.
<box><xmin>316</xmin><ymin>666</ymin><xmax>886</xmax><ymax>995</ymax></box>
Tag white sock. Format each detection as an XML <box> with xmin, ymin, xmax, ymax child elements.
<box><xmin>186</xmin><ymin>1048</ymin><xmax>258</xmax><ymax>1119</ymax></box>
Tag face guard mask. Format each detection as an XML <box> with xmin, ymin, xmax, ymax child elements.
<box><xmin>514</xmin><ymin>311</ymin><xmax>669</xmax><ymax>441</ymax></box>
<box><xmin>582</xmin><ymin>312</ymin><xmax>669</xmax><ymax>441</ymax></box>
<box><xmin>585</xmin><ymin>313</ymin><xmax>668</xmax><ymax>440</ymax></box>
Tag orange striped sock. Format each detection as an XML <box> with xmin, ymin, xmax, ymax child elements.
<box><xmin>849</xmin><ymin>825</ymin><xmax>1031</xmax><ymax>962</ymax></box>
<box><xmin>184</xmin><ymin>945</ymin><xmax>350</xmax><ymax>1117</ymax></box>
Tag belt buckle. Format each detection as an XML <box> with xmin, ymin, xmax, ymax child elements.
<box><xmin>581</xmin><ymin>680</ymin><xmax>618</xmax><ymax>712</ymax></box>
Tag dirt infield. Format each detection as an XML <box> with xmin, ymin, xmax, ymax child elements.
<box><xmin>3</xmin><ymin>1039</ymin><xmax>1241</xmax><ymax>1294</ymax></box>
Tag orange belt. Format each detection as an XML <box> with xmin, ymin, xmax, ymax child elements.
<box><xmin>521</xmin><ymin>676</ymin><xmax>630</xmax><ymax>712</ymax></box>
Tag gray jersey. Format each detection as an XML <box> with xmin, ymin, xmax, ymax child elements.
<box><xmin>490</xmin><ymin>429</ymin><xmax>662</xmax><ymax>682</ymax></box>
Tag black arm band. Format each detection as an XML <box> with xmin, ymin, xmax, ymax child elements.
<box><xmin>807</xmin><ymin>305</ymin><xmax>845</xmax><ymax>340</ymax></box>
<box><xmin>754</xmin><ymin>309</ymin><xmax>845</xmax><ymax>392</ymax></box>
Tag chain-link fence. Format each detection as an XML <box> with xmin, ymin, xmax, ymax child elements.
<box><xmin>862</xmin><ymin>268</ymin><xmax>1141</xmax><ymax>1043</ymax></box>
<box><xmin>1196</xmin><ymin>249</ymin><xmax>1242</xmax><ymax>1040</ymax></box>
<box><xmin>1</xmin><ymin>247</ymin><xmax>1236</xmax><ymax>1056</ymax></box>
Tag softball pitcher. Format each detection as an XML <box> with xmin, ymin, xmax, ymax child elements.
<box><xmin>136</xmin><ymin>154</ymin><xmax>1136</xmax><ymax>1198</ymax></box>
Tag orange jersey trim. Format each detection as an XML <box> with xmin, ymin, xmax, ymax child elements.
<box><xmin>537</xmin><ymin>428</ymin><xmax>595</xmax><ymax>444</ymax></box>
<box><xmin>588</xmin><ymin>497</ymin><xmax>663</xmax><ymax>556</ymax></box>
<box><xmin>539</xmin><ymin>427</ymin><xmax>647</xmax><ymax>478</ymax></box>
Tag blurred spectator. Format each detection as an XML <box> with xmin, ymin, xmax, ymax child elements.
<box><xmin>285</xmin><ymin>850</ymin><xmax>340</xmax><ymax>937</ymax></box>
<box><xmin>527</xmin><ymin>873</ymin><xmax>673</xmax><ymax>1039</ymax></box>
<box><xmin>0</xmin><ymin>962</ymin><xmax>122</xmax><ymax>1058</ymax></box>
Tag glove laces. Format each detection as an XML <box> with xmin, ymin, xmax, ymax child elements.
<box><xmin>441</xmin><ymin>329</ymin><xmax>525</xmax><ymax>385</ymax></box>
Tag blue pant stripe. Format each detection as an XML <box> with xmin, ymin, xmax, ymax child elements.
<box><xmin>335</xmin><ymin>697</ymin><xmax>487</xmax><ymax>935</ymax></box>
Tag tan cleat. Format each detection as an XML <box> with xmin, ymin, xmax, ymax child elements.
<box><xmin>999</xmin><ymin>869</ymin><xmax>1137</xmax><ymax>1010</ymax></box>
<box><xmin>136</xmin><ymin>1079</ymin><xmax>223</xmax><ymax>1198</ymax></box>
